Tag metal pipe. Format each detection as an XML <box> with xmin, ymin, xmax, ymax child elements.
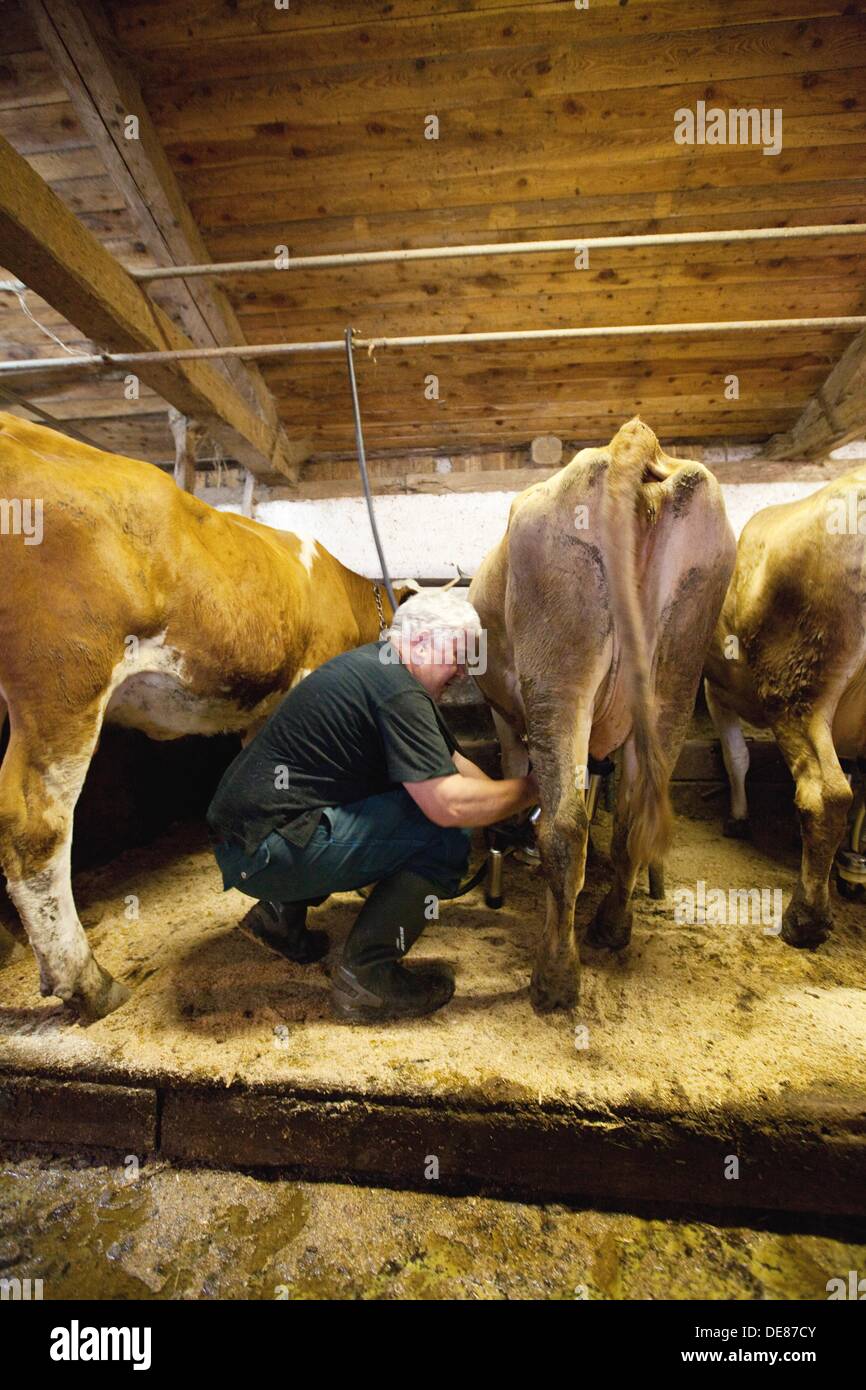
<box><xmin>585</xmin><ymin>774</ymin><xmax>602</xmax><ymax>823</ymax></box>
<box><xmin>357</xmin><ymin>317</ymin><xmax>866</xmax><ymax>350</ymax></box>
<box><xmin>129</xmin><ymin>223</ymin><xmax>866</xmax><ymax>281</ymax></box>
<box><xmin>344</xmin><ymin>327</ymin><xmax>397</xmax><ymax>612</ymax></box>
<box><xmin>0</xmin><ymin>381</ymin><xmax>103</xmax><ymax>448</ymax></box>
<box><xmin>486</xmin><ymin>848</ymin><xmax>505</xmax><ymax>909</ymax></box>
<box><xmin>1</xmin><ymin>316</ymin><xmax>863</xmax><ymax>375</ymax></box>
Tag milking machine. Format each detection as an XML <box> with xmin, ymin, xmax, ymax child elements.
<box><xmin>835</xmin><ymin>760</ymin><xmax>866</xmax><ymax>899</ymax></box>
<box><xmin>484</xmin><ymin>755</ymin><xmax>616</xmax><ymax>908</ymax></box>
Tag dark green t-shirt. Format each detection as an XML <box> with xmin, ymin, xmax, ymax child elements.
<box><xmin>207</xmin><ymin>641</ymin><xmax>460</xmax><ymax>855</ymax></box>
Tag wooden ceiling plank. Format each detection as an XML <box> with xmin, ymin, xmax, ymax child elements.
<box><xmin>171</xmin><ymin>115</ymin><xmax>866</xmax><ymax>211</ymax></box>
<box><xmin>165</xmin><ymin>101</ymin><xmax>866</xmax><ymax>183</ymax></box>
<box><xmin>222</xmin><ymin>254</ymin><xmax>866</xmax><ymax>320</ymax></box>
<box><xmin>147</xmin><ymin>17</ymin><xmax>866</xmax><ymax>136</ymax></box>
<box><xmin>0</xmin><ymin>48</ymin><xmax>67</xmax><ymax>109</ymax></box>
<box><xmin>108</xmin><ymin>0</ymin><xmax>866</xmax><ymax>61</ymax></box>
<box><xmin>187</xmin><ymin>145</ymin><xmax>866</xmax><ymax>227</ymax></box>
<box><xmin>0</xmin><ymin>99</ymin><xmax>88</xmax><ymax>155</ymax></box>
<box><xmin>115</xmin><ymin>3</ymin><xmax>865</xmax><ymax>83</ymax></box>
<box><xmin>202</xmin><ymin>182</ymin><xmax>866</xmax><ymax>257</ymax></box>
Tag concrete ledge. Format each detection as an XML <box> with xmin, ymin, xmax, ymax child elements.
<box><xmin>159</xmin><ymin>1086</ymin><xmax>866</xmax><ymax>1217</ymax></box>
<box><xmin>0</xmin><ymin>1069</ymin><xmax>861</xmax><ymax>1217</ymax></box>
<box><xmin>0</xmin><ymin>1073</ymin><xmax>156</xmax><ymax>1152</ymax></box>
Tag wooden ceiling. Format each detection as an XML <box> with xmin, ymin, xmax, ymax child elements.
<box><xmin>0</xmin><ymin>0</ymin><xmax>864</xmax><ymax>468</ymax></box>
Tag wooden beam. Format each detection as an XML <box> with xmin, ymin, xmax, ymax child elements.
<box><xmin>168</xmin><ymin>406</ymin><xmax>201</xmax><ymax>493</ymax></box>
<box><xmin>241</xmin><ymin>469</ymin><xmax>255</xmax><ymax>518</ymax></box>
<box><xmin>270</xmin><ymin>455</ymin><xmax>859</xmax><ymax>501</ymax></box>
<box><xmin>0</xmin><ymin>131</ymin><xmax>300</xmax><ymax>481</ymax></box>
<box><xmin>765</xmin><ymin>327</ymin><xmax>866</xmax><ymax>460</ymax></box>
<box><xmin>23</xmin><ymin>0</ymin><xmax>309</xmax><ymax>472</ymax></box>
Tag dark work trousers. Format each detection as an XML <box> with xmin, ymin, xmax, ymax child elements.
<box><xmin>213</xmin><ymin>787</ymin><xmax>472</xmax><ymax>902</ymax></box>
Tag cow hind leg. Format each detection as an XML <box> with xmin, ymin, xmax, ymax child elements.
<box><xmin>775</xmin><ymin>715</ymin><xmax>851</xmax><ymax>948</ymax></box>
<box><xmin>527</xmin><ymin>709</ymin><xmax>591</xmax><ymax>1012</ymax></box>
<box><xmin>587</xmin><ymin>737</ymin><xmax>644</xmax><ymax>949</ymax></box>
<box><xmin>0</xmin><ymin>717</ymin><xmax>130</xmax><ymax>1020</ymax></box>
<box><xmin>705</xmin><ymin>679</ymin><xmax>751</xmax><ymax>836</ymax></box>
<box><xmin>491</xmin><ymin>708</ymin><xmax>529</xmax><ymax>779</ymax></box>
<box><xmin>590</xmin><ymin>664</ymin><xmax>693</xmax><ymax>946</ymax></box>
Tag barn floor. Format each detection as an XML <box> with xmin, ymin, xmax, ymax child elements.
<box><xmin>2</xmin><ymin>1140</ymin><xmax>864</xmax><ymax>1300</ymax></box>
<box><xmin>0</xmin><ymin>798</ymin><xmax>863</xmax><ymax>1218</ymax></box>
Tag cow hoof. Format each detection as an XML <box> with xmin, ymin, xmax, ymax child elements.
<box><xmin>530</xmin><ymin>966</ymin><xmax>578</xmax><ymax>1013</ymax></box>
<box><xmin>723</xmin><ymin>817</ymin><xmax>750</xmax><ymax>841</ymax></box>
<box><xmin>586</xmin><ymin>905</ymin><xmax>632</xmax><ymax>951</ymax></box>
<box><xmin>780</xmin><ymin>901</ymin><xmax>831</xmax><ymax>950</ymax></box>
<box><xmin>70</xmin><ymin>966</ymin><xmax>131</xmax><ymax>1023</ymax></box>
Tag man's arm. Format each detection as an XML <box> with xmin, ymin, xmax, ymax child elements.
<box><xmin>405</xmin><ymin>770</ymin><xmax>538</xmax><ymax>829</ymax></box>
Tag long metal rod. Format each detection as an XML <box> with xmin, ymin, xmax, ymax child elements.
<box><xmin>0</xmin><ymin>383</ymin><xmax>104</xmax><ymax>442</ymax></box>
<box><xmin>344</xmin><ymin>327</ymin><xmax>397</xmax><ymax>612</ymax></box>
<box><xmin>0</xmin><ymin>381</ymin><xmax>103</xmax><ymax>447</ymax></box>
<box><xmin>1</xmin><ymin>316</ymin><xmax>864</xmax><ymax>374</ymax></box>
<box><xmin>129</xmin><ymin>223</ymin><xmax>866</xmax><ymax>281</ymax></box>
<box><xmin>357</xmin><ymin>317</ymin><xmax>866</xmax><ymax>351</ymax></box>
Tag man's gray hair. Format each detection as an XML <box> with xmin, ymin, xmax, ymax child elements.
<box><xmin>386</xmin><ymin>586</ymin><xmax>482</xmax><ymax>643</ymax></box>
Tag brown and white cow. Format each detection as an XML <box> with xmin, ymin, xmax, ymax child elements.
<box><xmin>704</xmin><ymin>468</ymin><xmax>866</xmax><ymax>949</ymax></box>
<box><xmin>469</xmin><ymin>418</ymin><xmax>736</xmax><ymax>1010</ymax></box>
<box><xmin>0</xmin><ymin>413</ymin><xmax>411</xmax><ymax>1021</ymax></box>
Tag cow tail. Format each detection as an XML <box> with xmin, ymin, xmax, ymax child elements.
<box><xmin>602</xmin><ymin>417</ymin><xmax>673</xmax><ymax>868</ymax></box>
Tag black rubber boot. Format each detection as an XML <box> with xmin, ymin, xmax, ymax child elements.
<box><xmin>332</xmin><ymin>870</ymin><xmax>454</xmax><ymax>1022</ymax></box>
<box><xmin>238</xmin><ymin>899</ymin><xmax>329</xmax><ymax>964</ymax></box>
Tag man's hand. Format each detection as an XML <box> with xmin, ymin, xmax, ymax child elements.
<box><xmin>405</xmin><ymin>770</ymin><xmax>538</xmax><ymax>829</ymax></box>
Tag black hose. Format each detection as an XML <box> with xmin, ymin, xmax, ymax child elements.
<box><xmin>344</xmin><ymin>327</ymin><xmax>398</xmax><ymax>611</ymax></box>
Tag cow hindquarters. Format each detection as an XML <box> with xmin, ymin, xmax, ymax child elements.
<box><xmin>0</xmin><ymin>715</ymin><xmax>129</xmax><ymax>1020</ymax></box>
<box><xmin>774</xmin><ymin>714</ymin><xmax>851</xmax><ymax>947</ymax></box>
<box><xmin>527</xmin><ymin>704</ymin><xmax>591</xmax><ymax>1012</ymax></box>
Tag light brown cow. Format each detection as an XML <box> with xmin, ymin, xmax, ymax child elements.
<box><xmin>704</xmin><ymin>468</ymin><xmax>866</xmax><ymax>948</ymax></box>
<box><xmin>469</xmin><ymin>418</ymin><xmax>735</xmax><ymax>1010</ymax></box>
<box><xmin>0</xmin><ymin>413</ymin><xmax>410</xmax><ymax>1020</ymax></box>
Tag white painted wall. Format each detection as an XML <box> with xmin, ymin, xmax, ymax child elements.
<box><xmin>218</xmin><ymin>479</ymin><xmax>830</xmax><ymax>580</ymax></box>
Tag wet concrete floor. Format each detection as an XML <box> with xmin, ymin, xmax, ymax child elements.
<box><xmin>1</xmin><ymin>1141</ymin><xmax>864</xmax><ymax>1300</ymax></box>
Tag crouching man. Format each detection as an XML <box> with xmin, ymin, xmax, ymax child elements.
<box><xmin>207</xmin><ymin>588</ymin><xmax>537</xmax><ymax>1022</ymax></box>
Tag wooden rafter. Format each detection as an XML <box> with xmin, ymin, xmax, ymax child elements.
<box><xmin>23</xmin><ymin>0</ymin><xmax>309</xmax><ymax>473</ymax></box>
<box><xmin>0</xmin><ymin>131</ymin><xmax>300</xmax><ymax>481</ymax></box>
<box><xmin>765</xmin><ymin>327</ymin><xmax>866</xmax><ymax>460</ymax></box>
